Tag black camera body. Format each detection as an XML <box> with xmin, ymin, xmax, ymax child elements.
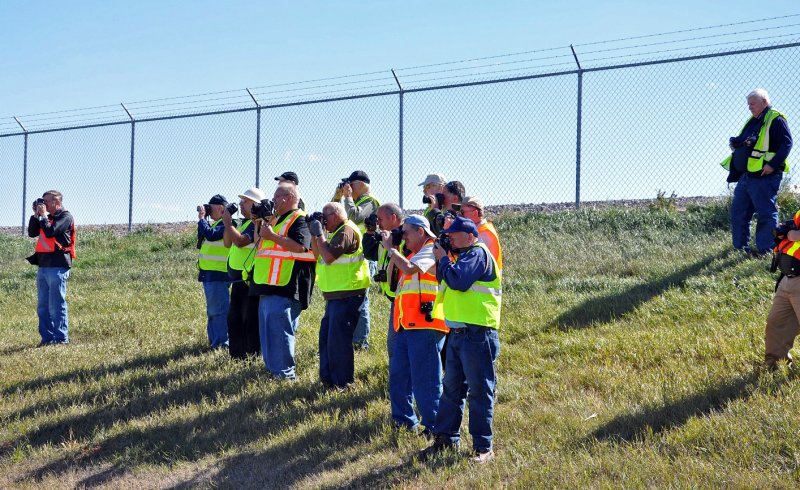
<box><xmin>422</xmin><ymin>193</ymin><xmax>445</xmax><ymax>208</ymax></box>
<box><xmin>337</xmin><ymin>178</ymin><xmax>349</xmax><ymax>189</ymax></box>
<box><xmin>373</xmin><ymin>269</ymin><xmax>388</xmax><ymax>282</ymax></box>
<box><xmin>436</xmin><ymin>234</ymin><xmax>452</xmax><ymax>254</ymax></box>
<box><xmin>774</xmin><ymin>219</ymin><xmax>797</xmax><ymax>245</ymax></box>
<box><xmin>32</xmin><ymin>197</ymin><xmax>45</xmax><ymax>211</ymax></box>
<box><xmin>389</xmin><ymin>227</ymin><xmax>403</xmax><ymax>247</ymax></box>
<box><xmin>434</xmin><ymin>209</ymin><xmax>458</xmax><ymax>232</ymax></box>
<box><xmin>306</xmin><ymin>211</ymin><xmax>325</xmax><ymax>225</ymax></box>
<box><xmin>226</xmin><ymin>202</ymin><xmax>239</xmax><ymax>216</ymax></box>
<box><xmin>420</xmin><ymin>301</ymin><xmax>435</xmax><ymax>322</ymax></box>
<box><xmin>251</xmin><ymin>199</ymin><xmax>275</xmax><ymax>219</ymax></box>
<box><xmin>197</xmin><ymin>203</ymin><xmax>212</xmax><ymax>216</ymax></box>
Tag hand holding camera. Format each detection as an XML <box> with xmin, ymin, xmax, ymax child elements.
<box><xmin>308</xmin><ymin>219</ymin><xmax>324</xmax><ymax>238</ymax></box>
<box><xmin>196</xmin><ymin>203</ymin><xmax>211</xmax><ymax>220</ymax></box>
<box><xmin>422</xmin><ymin>192</ymin><xmax>445</xmax><ymax>209</ymax></box>
<box><xmin>251</xmin><ymin>199</ymin><xmax>275</xmax><ymax>220</ymax></box>
<box><xmin>32</xmin><ymin>198</ymin><xmax>46</xmax><ymax>216</ymax></box>
<box><xmin>774</xmin><ymin>220</ymin><xmax>797</xmax><ymax>245</ymax></box>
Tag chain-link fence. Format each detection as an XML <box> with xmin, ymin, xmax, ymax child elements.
<box><xmin>2</xmin><ymin>36</ymin><xmax>800</xmax><ymax>230</ymax></box>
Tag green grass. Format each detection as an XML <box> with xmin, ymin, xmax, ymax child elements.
<box><xmin>2</xmin><ymin>203</ymin><xmax>800</xmax><ymax>488</ymax></box>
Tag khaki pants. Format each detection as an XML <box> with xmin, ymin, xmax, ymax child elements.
<box><xmin>765</xmin><ymin>276</ymin><xmax>800</xmax><ymax>366</ymax></box>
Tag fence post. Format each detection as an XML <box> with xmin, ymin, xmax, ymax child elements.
<box><xmin>15</xmin><ymin>117</ymin><xmax>28</xmax><ymax>235</ymax></box>
<box><xmin>122</xmin><ymin>104</ymin><xmax>135</xmax><ymax>232</ymax></box>
<box><xmin>571</xmin><ymin>45</ymin><xmax>583</xmax><ymax>209</ymax></box>
<box><xmin>247</xmin><ymin>89</ymin><xmax>261</xmax><ymax>187</ymax></box>
<box><xmin>391</xmin><ymin>70</ymin><xmax>404</xmax><ymax>208</ymax></box>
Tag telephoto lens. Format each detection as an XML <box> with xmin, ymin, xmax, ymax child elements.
<box><xmin>251</xmin><ymin>199</ymin><xmax>275</xmax><ymax>219</ymax></box>
<box><xmin>226</xmin><ymin>202</ymin><xmax>239</xmax><ymax>215</ymax></box>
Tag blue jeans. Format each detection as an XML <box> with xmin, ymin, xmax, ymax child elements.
<box><xmin>731</xmin><ymin>172</ymin><xmax>781</xmax><ymax>254</ymax></box>
<box><xmin>387</xmin><ymin>301</ymin><xmax>397</xmax><ymax>359</ymax></box>
<box><xmin>259</xmin><ymin>295</ymin><xmax>302</xmax><ymax>379</ymax></box>
<box><xmin>319</xmin><ymin>294</ymin><xmax>365</xmax><ymax>387</ymax></box>
<box><xmin>389</xmin><ymin>328</ymin><xmax>445</xmax><ymax>431</ymax></box>
<box><xmin>36</xmin><ymin>267</ymin><xmax>70</xmax><ymax>343</ymax></box>
<box><xmin>202</xmin><ymin>280</ymin><xmax>230</xmax><ymax>348</ymax></box>
<box><xmin>434</xmin><ymin>324</ymin><xmax>500</xmax><ymax>453</ymax></box>
<box><xmin>352</xmin><ymin>289</ymin><xmax>371</xmax><ymax>347</ymax></box>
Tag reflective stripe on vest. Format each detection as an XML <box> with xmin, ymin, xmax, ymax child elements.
<box><xmin>437</xmin><ymin>242</ymin><xmax>502</xmax><ymax>329</ymax></box>
<box><xmin>354</xmin><ymin>194</ymin><xmax>381</xmax><ymax>233</ymax></box>
<box><xmin>394</xmin><ymin>242</ymin><xmax>448</xmax><ymax>333</ymax></box>
<box><xmin>198</xmin><ymin>218</ymin><xmax>230</xmax><ymax>272</ymax></box>
<box><xmin>478</xmin><ymin>220</ymin><xmax>503</xmax><ymax>273</ymax></box>
<box><xmin>252</xmin><ymin>210</ymin><xmax>315</xmax><ymax>286</ymax></box>
<box><xmin>316</xmin><ymin>220</ymin><xmax>370</xmax><ymax>293</ymax></box>
<box><xmin>721</xmin><ymin>109</ymin><xmax>790</xmax><ymax>173</ymax></box>
<box><xmin>227</xmin><ymin>219</ymin><xmax>256</xmax><ymax>272</ymax></box>
<box><xmin>775</xmin><ymin>211</ymin><xmax>800</xmax><ymax>257</ymax></box>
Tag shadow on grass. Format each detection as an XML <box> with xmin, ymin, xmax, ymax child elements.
<box><xmin>552</xmin><ymin>249</ymin><xmax>735</xmax><ymax>331</ymax></box>
<box><xmin>0</xmin><ymin>343</ymin><xmax>207</xmax><ymax>395</ymax></box>
<box><xmin>589</xmin><ymin>368</ymin><xmax>796</xmax><ymax>442</ymax></box>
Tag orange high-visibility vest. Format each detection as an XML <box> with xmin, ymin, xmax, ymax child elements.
<box><xmin>35</xmin><ymin>219</ymin><xmax>76</xmax><ymax>259</ymax></box>
<box><xmin>252</xmin><ymin>210</ymin><xmax>316</xmax><ymax>286</ymax></box>
<box><xmin>478</xmin><ymin>220</ymin><xmax>503</xmax><ymax>272</ymax></box>
<box><xmin>393</xmin><ymin>241</ymin><xmax>448</xmax><ymax>334</ymax></box>
<box><xmin>775</xmin><ymin>211</ymin><xmax>800</xmax><ymax>258</ymax></box>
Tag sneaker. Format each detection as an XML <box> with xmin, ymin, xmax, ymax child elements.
<box><xmin>418</xmin><ymin>436</ymin><xmax>458</xmax><ymax>462</ymax></box>
<box><xmin>471</xmin><ymin>449</ymin><xmax>495</xmax><ymax>464</ymax></box>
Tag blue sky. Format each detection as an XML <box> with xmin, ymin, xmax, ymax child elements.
<box><xmin>1</xmin><ymin>1</ymin><xmax>799</xmax><ymax>225</ymax></box>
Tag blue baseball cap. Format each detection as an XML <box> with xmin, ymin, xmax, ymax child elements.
<box><xmin>403</xmin><ymin>214</ymin><xmax>436</xmax><ymax>237</ymax></box>
<box><xmin>441</xmin><ymin>216</ymin><xmax>478</xmax><ymax>237</ymax></box>
<box><xmin>208</xmin><ymin>194</ymin><xmax>228</xmax><ymax>205</ymax></box>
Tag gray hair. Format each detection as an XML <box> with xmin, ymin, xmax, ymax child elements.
<box><xmin>323</xmin><ymin>202</ymin><xmax>347</xmax><ymax>220</ymax></box>
<box><xmin>378</xmin><ymin>202</ymin><xmax>404</xmax><ymax>220</ymax></box>
<box><xmin>276</xmin><ymin>183</ymin><xmax>299</xmax><ymax>204</ymax></box>
<box><xmin>747</xmin><ymin>88</ymin><xmax>770</xmax><ymax>104</ymax></box>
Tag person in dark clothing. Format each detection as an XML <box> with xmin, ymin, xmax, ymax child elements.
<box><xmin>27</xmin><ymin>190</ymin><xmax>75</xmax><ymax>346</ymax></box>
<box><xmin>725</xmin><ymin>88</ymin><xmax>793</xmax><ymax>257</ymax></box>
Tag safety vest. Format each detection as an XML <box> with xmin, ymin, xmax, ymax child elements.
<box><xmin>316</xmin><ymin>220</ymin><xmax>370</xmax><ymax>293</ymax></box>
<box><xmin>198</xmin><ymin>218</ymin><xmax>230</xmax><ymax>272</ymax></box>
<box><xmin>775</xmin><ymin>211</ymin><xmax>800</xmax><ymax>257</ymax></box>
<box><xmin>35</xmin><ymin>218</ymin><xmax>77</xmax><ymax>259</ymax></box>
<box><xmin>376</xmin><ymin>239</ymin><xmax>405</xmax><ymax>299</ymax></box>
<box><xmin>393</xmin><ymin>241</ymin><xmax>448</xmax><ymax>333</ymax></box>
<box><xmin>721</xmin><ymin>108</ymin><xmax>790</xmax><ymax>173</ymax></box>
<box><xmin>227</xmin><ymin>219</ymin><xmax>256</xmax><ymax>272</ymax></box>
<box><xmin>436</xmin><ymin>242</ymin><xmax>502</xmax><ymax>329</ymax></box>
<box><xmin>354</xmin><ymin>193</ymin><xmax>381</xmax><ymax>233</ymax></box>
<box><xmin>252</xmin><ymin>210</ymin><xmax>316</xmax><ymax>286</ymax></box>
<box><xmin>477</xmin><ymin>221</ymin><xmax>503</xmax><ymax>273</ymax></box>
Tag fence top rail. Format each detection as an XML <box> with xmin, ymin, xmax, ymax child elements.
<box><xmin>2</xmin><ymin>40</ymin><xmax>799</xmax><ymax>139</ymax></box>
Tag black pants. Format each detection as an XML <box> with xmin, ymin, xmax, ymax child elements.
<box><xmin>228</xmin><ymin>281</ymin><xmax>260</xmax><ymax>359</ymax></box>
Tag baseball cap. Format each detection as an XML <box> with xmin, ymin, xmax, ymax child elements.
<box><xmin>345</xmin><ymin>170</ymin><xmax>370</xmax><ymax>184</ymax></box>
<box><xmin>238</xmin><ymin>187</ymin><xmax>267</xmax><ymax>203</ymax></box>
<box><xmin>208</xmin><ymin>194</ymin><xmax>228</xmax><ymax>205</ymax></box>
<box><xmin>275</xmin><ymin>171</ymin><xmax>299</xmax><ymax>185</ymax></box>
<box><xmin>403</xmin><ymin>214</ymin><xmax>436</xmax><ymax>238</ymax></box>
<box><xmin>461</xmin><ymin>195</ymin><xmax>484</xmax><ymax>211</ymax></box>
<box><xmin>418</xmin><ymin>173</ymin><xmax>446</xmax><ymax>187</ymax></box>
<box><xmin>441</xmin><ymin>216</ymin><xmax>479</xmax><ymax>237</ymax></box>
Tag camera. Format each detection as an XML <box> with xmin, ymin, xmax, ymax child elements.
<box><xmin>420</xmin><ymin>301</ymin><xmax>434</xmax><ymax>322</ymax></box>
<box><xmin>774</xmin><ymin>219</ymin><xmax>797</xmax><ymax>245</ymax></box>
<box><xmin>373</xmin><ymin>269</ymin><xmax>388</xmax><ymax>282</ymax></box>
<box><xmin>436</xmin><ymin>234</ymin><xmax>452</xmax><ymax>254</ymax></box>
<box><xmin>337</xmin><ymin>178</ymin><xmax>349</xmax><ymax>189</ymax></box>
<box><xmin>32</xmin><ymin>197</ymin><xmax>45</xmax><ymax>211</ymax></box>
<box><xmin>305</xmin><ymin>211</ymin><xmax>325</xmax><ymax>225</ymax></box>
<box><xmin>197</xmin><ymin>203</ymin><xmax>212</xmax><ymax>216</ymax></box>
<box><xmin>422</xmin><ymin>193</ymin><xmax>445</xmax><ymax>208</ymax></box>
<box><xmin>225</xmin><ymin>202</ymin><xmax>239</xmax><ymax>216</ymax></box>
<box><xmin>251</xmin><ymin>199</ymin><xmax>275</xmax><ymax>219</ymax></box>
<box><xmin>389</xmin><ymin>227</ymin><xmax>403</xmax><ymax>247</ymax></box>
<box><xmin>434</xmin><ymin>209</ymin><xmax>458</xmax><ymax>232</ymax></box>
<box><xmin>364</xmin><ymin>212</ymin><xmax>379</xmax><ymax>231</ymax></box>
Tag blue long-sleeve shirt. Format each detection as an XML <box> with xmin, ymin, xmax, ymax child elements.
<box><xmin>437</xmin><ymin>244</ymin><xmax>497</xmax><ymax>329</ymax></box>
<box><xmin>197</xmin><ymin>218</ymin><xmax>229</xmax><ymax>282</ymax></box>
<box><xmin>731</xmin><ymin>106</ymin><xmax>793</xmax><ymax>175</ymax></box>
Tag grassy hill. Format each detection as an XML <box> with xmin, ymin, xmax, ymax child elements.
<box><xmin>2</xmin><ymin>201</ymin><xmax>800</xmax><ymax>489</ymax></box>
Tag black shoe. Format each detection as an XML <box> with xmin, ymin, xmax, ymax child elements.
<box><xmin>36</xmin><ymin>340</ymin><xmax>53</xmax><ymax>348</ymax></box>
<box><xmin>418</xmin><ymin>436</ymin><xmax>458</xmax><ymax>462</ymax></box>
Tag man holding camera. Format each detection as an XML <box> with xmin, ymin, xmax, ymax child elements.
<box><xmin>335</xmin><ymin>170</ymin><xmax>380</xmax><ymax>351</ymax></box>
<box><xmin>363</xmin><ymin>203</ymin><xmax>406</xmax><ymax>357</ymax></box>
<box><xmin>420</xmin><ymin>216</ymin><xmax>501</xmax><ymax>464</ymax></box>
<box><xmin>419</xmin><ymin>173</ymin><xmax>447</xmax><ymax>236</ymax></box>
<box><xmin>250</xmin><ymin>184</ymin><xmax>316</xmax><ymax>380</ymax></box>
<box><xmin>460</xmin><ymin>196</ymin><xmax>503</xmax><ymax>273</ymax></box>
<box><xmin>309</xmin><ymin>202</ymin><xmax>369</xmax><ymax>388</ymax></box>
<box><xmin>385</xmin><ymin>214</ymin><xmax>447</xmax><ymax>437</ymax></box>
<box><xmin>27</xmin><ymin>190</ymin><xmax>76</xmax><ymax>346</ymax></box>
<box><xmin>765</xmin><ymin>212</ymin><xmax>800</xmax><ymax>369</ymax></box>
<box><xmin>197</xmin><ymin>194</ymin><xmax>232</xmax><ymax>349</ymax></box>
<box><xmin>436</xmin><ymin>180</ymin><xmax>466</xmax><ymax>232</ymax></box>
<box><xmin>723</xmin><ymin>88</ymin><xmax>792</xmax><ymax>257</ymax></box>
<box><xmin>223</xmin><ymin>187</ymin><xmax>265</xmax><ymax>359</ymax></box>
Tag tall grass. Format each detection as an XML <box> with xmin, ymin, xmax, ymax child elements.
<box><xmin>2</xmin><ymin>203</ymin><xmax>799</xmax><ymax>488</ymax></box>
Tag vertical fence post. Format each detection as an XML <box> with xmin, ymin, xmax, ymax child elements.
<box><xmin>391</xmin><ymin>70</ymin><xmax>404</xmax><ymax>208</ymax></box>
<box><xmin>247</xmin><ymin>89</ymin><xmax>261</xmax><ymax>187</ymax></box>
<box><xmin>14</xmin><ymin>117</ymin><xmax>28</xmax><ymax>235</ymax></box>
<box><xmin>570</xmin><ymin>46</ymin><xmax>583</xmax><ymax>209</ymax></box>
<box><xmin>122</xmin><ymin>104</ymin><xmax>135</xmax><ymax>232</ymax></box>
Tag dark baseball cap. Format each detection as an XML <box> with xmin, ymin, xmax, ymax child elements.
<box><xmin>345</xmin><ymin>170</ymin><xmax>370</xmax><ymax>184</ymax></box>
<box><xmin>208</xmin><ymin>194</ymin><xmax>228</xmax><ymax>205</ymax></box>
<box><xmin>441</xmin><ymin>216</ymin><xmax>478</xmax><ymax>237</ymax></box>
<box><xmin>275</xmin><ymin>171</ymin><xmax>299</xmax><ymax>185</ymax></box>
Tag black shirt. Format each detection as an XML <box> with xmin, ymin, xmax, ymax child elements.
<box><xmin>27</xmin><ymin>208</ymin><xmax>74</xmax><ymax>268</ymax></box>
